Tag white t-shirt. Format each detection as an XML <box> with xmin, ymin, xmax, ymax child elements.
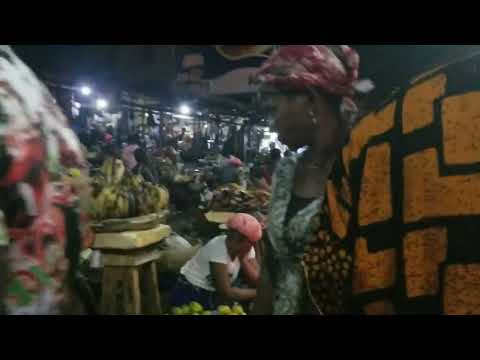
<box><xmin>181</xmin><ymin>235</ymin><xmax>255</xmax><ymax>292</ymax></box>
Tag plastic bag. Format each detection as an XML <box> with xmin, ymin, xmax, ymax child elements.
<box><xmin>157</xmin><ymin>232</ymin><xmax>200</xmax><ymax>273</ymax></box>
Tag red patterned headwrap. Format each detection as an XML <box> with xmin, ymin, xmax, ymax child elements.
<box><xmin>253</xmin><ymin>45</ymin><xmax>374</xmax><ymax>120</ymax></box>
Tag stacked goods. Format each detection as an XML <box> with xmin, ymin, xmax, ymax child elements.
<box><xmin>170</xmin><ymin>302</ymin><xmax>246</xmax><ymax>316</ymax></box>
<box><xmin>153</xmin><ymin>158</ymin><xmax>177</xmax><ymax>185</ymax></box>
<box><xmin>209</xmin><ymin>184</ymin><xmax>271</xmax><ymax>214</ymax></box>
<box><xmin>91</xmin><ymin>213</ymin><xmax>163</xmax><ymax>233</ymax></box>
<box><xmin>173</xmin><ymin>174</ymin><xmax>193</xmax><ymax>184</ymax></box>
<box><xmin>89</xmin><ymin>157</ymin><xmax>169</xmax><ymax>222</ymax></box>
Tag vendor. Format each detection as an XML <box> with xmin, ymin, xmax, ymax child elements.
<box><xmin>170</xmin><ymin>213</ymin><xmax>262</xmax><ymax>310</ymax></box>
<box><xmin>122</xmin><ymin>135</ymin><xmax>140</xmax><ymax>171</ymax></box>
<box><xmin>216</xmin><ymin>155</ymin><xmax>243</xmax><ymax>186</ymax></box>
<box><xmin>132</xmin><ymin>148</ymin><xmax>159</xmax><ymax>184</ymax></box>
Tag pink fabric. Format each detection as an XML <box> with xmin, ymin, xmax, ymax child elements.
<box><xmin>227</xmin><ymin>213</ymin><xmax>263</xmax><ymax>244</ymax></box>
<box><xmin>122</xmin><ymin>144</ymin><xmax>139</xmax><ymax>170</ymax></box>
<box><xmin>227</xmin><ymin>156</ymin><xmax>243</xmax><ymax>167</ymax></box>
<box><xmin>253</xmin><ymin>45</ymin><xmax>374</xmax><ymax>116</ymax></box>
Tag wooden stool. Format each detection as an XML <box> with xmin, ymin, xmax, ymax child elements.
<box><xmin>93</xmin><ymin>224</ymin><xmax>171</xmax><ymax>315</ymax></box>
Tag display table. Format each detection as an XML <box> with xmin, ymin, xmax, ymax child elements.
<box><xmin>204</xmin><ymin>211</ymin><xmax>236</xmax><ymax>224</ymax></box>
<box><xmin>93</xmin><ymin>224</ymin><xmax>171</xmax><ymax>315</ymax></box>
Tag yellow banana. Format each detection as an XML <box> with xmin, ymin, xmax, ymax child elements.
<box><xmin>121</xmin><ymin>194</ymin><xmax>129</xmax><ymax>218</ymax></box>
<box><xmin>155</xmin><ymin>186</ymin><xmax>168</xmax><ymax>210</ymax></box>
<box><xmin>112</xmin><ymin>159</ymin><xmax>126</xmax><ymax>185</ymax></box>
<box><xmin>94</xmin><ymin>194</ymin><xmax>105</xmax><ymax>221</ymax></box>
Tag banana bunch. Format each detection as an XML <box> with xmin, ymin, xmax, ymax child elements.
<box><xmin>89</xmin><ymin>186</ymin><xmax>128</xmax><ymax>221</ymax></box>
<box><xmin>89</xmin><ymin>157</ymin><xmax>170</xmax><ymax>222</ymax></box>
<box><xmin>144</xmin><ymin>182</ymin><xmax>169</xmax><ymax>213</ymax></box>
<box><xmin>120</xmin><ymin>173</ymin><xmax>144</xmax><ymax>192</ymax></box>
<box><xmin>100</xmin><ymin>157</ymin><xmax>125</xmax><ymax>185</ymax></box>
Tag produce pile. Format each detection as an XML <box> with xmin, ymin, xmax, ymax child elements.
<box><xmin>171</xmin><ymin>302</ymin><xmax>247</xmax><ymax>316</ymax></box>
<box><xmin>89</xmin><ymin>157</ymin><xmax>169</xmax><ymax>222</ymax></box>
<box><xmin>209</xmin><ymin>184</ymin><xmax>271</xmax><ymax>214</ymax></box>
<box><xmin>153</xmin><ymin>158</ymin><xmax>177</xmax><ymax>185</ymax></box>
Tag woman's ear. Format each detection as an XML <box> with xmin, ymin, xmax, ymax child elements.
<box><xmin>305</xmin><ymin>88</ymin><xmax>323</xmax><ymax>118</ymax></box>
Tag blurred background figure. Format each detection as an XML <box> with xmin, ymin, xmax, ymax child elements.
<box><xmin>133</xmin><ymin>147</ymin><xmax>159</xmax><ymax>184</ymax></box>
<box><xmin>122</xmin><ymin>134</ymin><xmax>140</xmax><ymax>171</ymax></box>
<box><xmin>0</xmin><ymin>45</ymin><xmax>92</xmax><ymax>315</ymax></box>
<box><xmin>216</xmin><ymin>155</ymin><xmax>243</xmax><ymax>186</ymax></box>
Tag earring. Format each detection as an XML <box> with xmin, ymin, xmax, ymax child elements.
<box><xmin>309</xmin><ymin>110</ymin><xmax>318</xmax><ymax>125</ymax></box>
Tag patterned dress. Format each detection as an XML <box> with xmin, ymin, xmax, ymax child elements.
<box><xmin>304</xmin><ymin>51</ymin><xmax>480</xmax><ymax>314</ymax></box>
<box><xmin>0</xmin><ymin>47</ymin><xmax>91</xmax><ymax>314</ymax></box>
<box><xmin>265</xmin><ymin>154</ymin><xmax>331</xmax><ymax>315</ymax></box>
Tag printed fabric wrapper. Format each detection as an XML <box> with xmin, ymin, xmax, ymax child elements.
<box><xmin>0</xmin><ymin>46</ymin><xmax>89</xmax><ymax>314</ymax></box>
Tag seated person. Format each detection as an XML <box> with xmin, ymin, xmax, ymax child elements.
<box><xmin>132</xmin><ymin>148</ymin><xmax>159</xmax><ymax>184</ymax></box>
<box><xmin>122</xmin><ymin>135</ymin><xmax>140</xmax><ymax>171</ymax></box>
<box><xmin>170</xmin><ymin>214</ymin><xmax>262</xmax><ymax>310</ymax></box>
<box><xmin>216</xmin><ymin>155</ymin><xmax>243</xmax><ymax>186</ymax></box>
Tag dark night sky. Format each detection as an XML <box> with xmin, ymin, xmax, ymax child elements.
<box><xmin>12</xmin><ymin>45</ymin><xmax>179</xmax><ymax>99</ymax></box>
<box><xmin>11</xmin><ymin>45</ymin><xmax>480</xmax><ymax>107</ymax></box>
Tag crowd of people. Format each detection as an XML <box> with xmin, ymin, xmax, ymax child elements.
<box><xmin>2</xmin><ymin>43</ymin><xmax>480</xmax><ymax>315</ymax></box>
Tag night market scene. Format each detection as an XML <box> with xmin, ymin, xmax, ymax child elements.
<box><xmin>1</xmin><ymin>45</ymin><xmax>480</xmax><ymax>315</ymax></box>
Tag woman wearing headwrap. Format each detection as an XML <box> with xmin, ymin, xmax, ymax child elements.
<box><xmin>300</xmin><ymin>47</ymin><xmax>480</xmax><ymax>315</ymax></box>
<box><xmin>170</xmin><ymin>213</ymin><xmax>262</xmax><ymax>310</ymax></box>
<box><xmin>251</xmin><ymin>45</ymin><xmax>373</xmax><ymax>315</ymax></box>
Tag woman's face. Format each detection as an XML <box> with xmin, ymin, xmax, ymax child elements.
<box><xmin>261</xmin><ymin>90</ymin><xmax>315</xmax><ymax>150</ymax></box>
<box><xmin>260</xmin><ymin>88</ymin><xmax>336</xmax><ymax>150</ymax></box>
<box><xmin>228</xmin><ymin>231</ymin><xmax>253</xmax><ymax>258</ymax></box>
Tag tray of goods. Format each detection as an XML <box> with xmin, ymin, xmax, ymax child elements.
<box><xmin>208</xmin><ymin>184</ymin><xmax>271</xmax><ymax>214</ymax></box>
<box><xmin>88</xmin><ymin>157</ymin><xmax>170</xmax><ymax>225</ymax></box>
<box><xmin>93</xmin><ymin>224</ymin><xmax>172</xmax><ymax>250</ymax></box>
<box><xmin>92</xmin><ymin>213</ymin><xmax>165</xmax><ymax>234</ymax></box>
<box><xmin>204</xmin><ymin>211</ymin><xmax>237</xmax><ymax>224</ymax></box>
<box><xmin>170</xmin><ymin>302</ymin><xmax>247</xmax><ymax>316</ymax></box>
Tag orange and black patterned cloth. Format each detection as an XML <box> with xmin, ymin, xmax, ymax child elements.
<box><xmin>304</xmin><ymin>51</ymin><xmax>480</xmax><ymax>315</ymax></box>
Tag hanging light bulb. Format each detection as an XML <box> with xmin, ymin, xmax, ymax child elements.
<box><xmin>178</xmin><ymin>104</ymin><xmax>191</xmax><ymax>115</ymax></box>
<box><xmin>80</xmin><ymin>86</ymin><xmax>92</xmax><ymax>96</ymax></box>
<box><xmin>96</xmin><ymin>98</ymin><xmax>108</xmax><ymax>110</ymax></box>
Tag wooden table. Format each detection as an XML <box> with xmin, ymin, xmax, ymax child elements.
<box><xmin>204</xmin><ymin>211</ymin><xmax>237</xmax><ymax>224</ymax></box>
<box><xmin>93</xmin><ymin>224</ymin><xmax>171</xmax><ymax>315</ymax></box>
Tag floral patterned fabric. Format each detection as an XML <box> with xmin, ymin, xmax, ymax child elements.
<box><xmin>265</xmin><ymin>153</ymin><xmax>328</xmax><ymax>314</ymax></box>
<box><xmin>0</xmin><ymin>46</ymin><xmax>90</xmax><ymax>315</ymax></box>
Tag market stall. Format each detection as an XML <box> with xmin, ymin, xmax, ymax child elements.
<box><xmin>42</xmin><ymin>57</ymin><xmax>277</xmax><ymax>316</ymax></box>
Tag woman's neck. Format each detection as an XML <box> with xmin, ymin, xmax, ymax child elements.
<box><xmin>309</xmin><ymin>113</ymin><xmax>345</xmax><ymax>165</ymax></box>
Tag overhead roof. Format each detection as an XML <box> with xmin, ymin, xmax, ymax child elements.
<box><xmin>13</xmin><ymin>45</ymin><xmax>480</xmax><ymax>113</ymax></box>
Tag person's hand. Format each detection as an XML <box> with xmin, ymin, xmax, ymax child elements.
<box><xmin>253</xmin><ymin>212</ymin><xmax>267</xmax><ymax>229</ymax></box>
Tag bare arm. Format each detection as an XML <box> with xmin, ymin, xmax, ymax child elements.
<box><xmin>241</xmin><ymin>258</ymin><xmax>260</xmax><ymax>288</ymax></box>
<box><xmin>210</xmin><ymin>262</ymin><xmax>257</xmax><ymax>303</ymax></box>
<box><xmin>257</xmin><ymin>178</ymin><xmax>271</xmax><ymax>192</ymax></box>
